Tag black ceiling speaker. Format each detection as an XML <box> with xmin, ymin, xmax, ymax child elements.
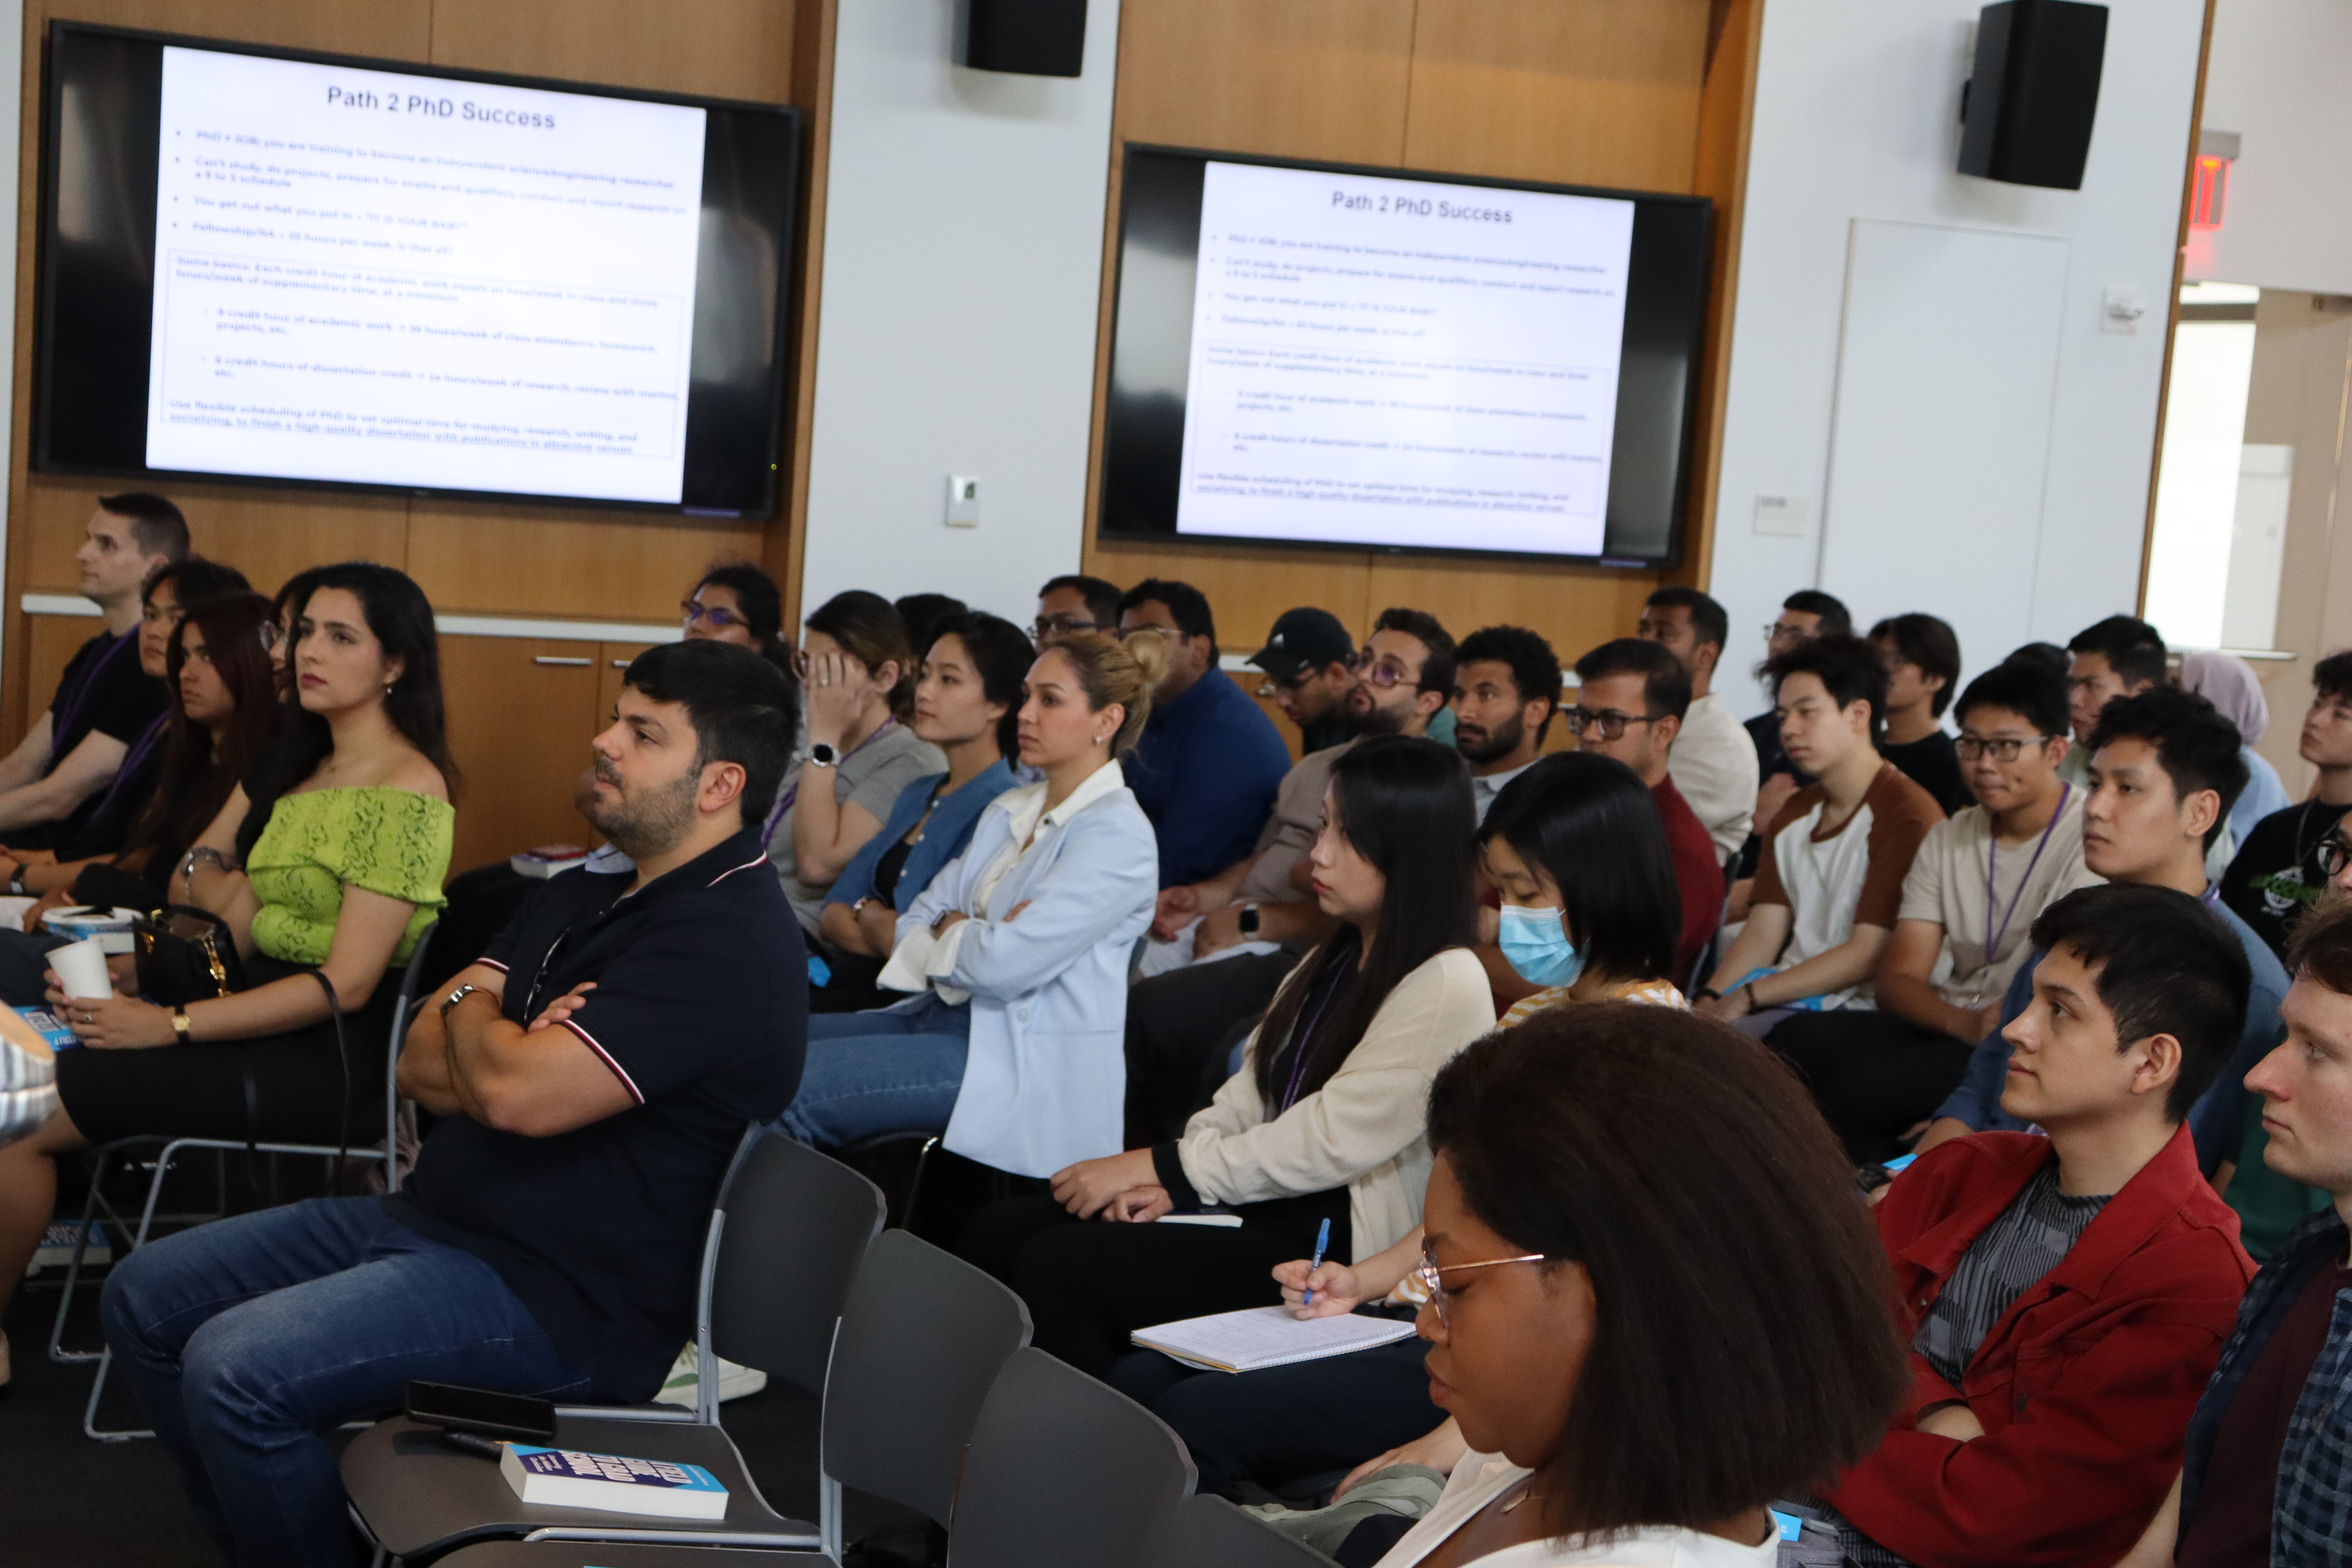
<box><xmin>960</xmin><ymin>0</ymin><xmax>1088</xmax><ymax>78</ymax></box>
<box><xmin>1958</xmin><ymin>0</ymin><xmax>2108</xmax><ymax>190</ymax></box>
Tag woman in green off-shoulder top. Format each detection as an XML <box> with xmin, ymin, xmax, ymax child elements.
<box><xmin>0</xmin><ymin>566</ymin><xmax>459</xmax><ymax>1325</ymax></box>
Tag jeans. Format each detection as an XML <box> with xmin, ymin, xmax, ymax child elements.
<box><xmin>772</xmin><ymin>994</ymin><xmax>971</xmax><ymax>1148</ymax></box>
<box><xmin>101</xmin><ymin>1196</ymin><xmax>595</xmax><ymax>1568</ymax></box>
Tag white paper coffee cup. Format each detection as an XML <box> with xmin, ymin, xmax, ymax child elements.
<box><xmin>49</xmin><ymin>937</ymin><xmax>114</xmax><ymax>1001</ymax></box>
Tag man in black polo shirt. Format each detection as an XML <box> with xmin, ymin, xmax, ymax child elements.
<box><xmin>99</xmin><ymin>639</ymin><xmax>804</xmax><ymax>1566</ymax></box>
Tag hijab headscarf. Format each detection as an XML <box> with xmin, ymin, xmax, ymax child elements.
<box><xmin>2180</xmin><ymin>651</ymin><xmax>2269</xmax><ymax>747</ymax></box>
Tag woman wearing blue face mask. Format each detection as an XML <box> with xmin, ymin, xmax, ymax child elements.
<box><xmin>1481</xmin><ymin>751</ymin><xmax>1690</xmax><ymax>1026</ymax></box>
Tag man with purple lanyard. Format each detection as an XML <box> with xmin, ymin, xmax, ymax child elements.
<box><xmin>1914</xmin><ymin>687</ymin><xmax>2287</xmax><ymax>1177</ymax></box>
<box><xmin>0</xmin><ymin>494</ymin><xmax>184</xmax><ymax>852</ymax></box>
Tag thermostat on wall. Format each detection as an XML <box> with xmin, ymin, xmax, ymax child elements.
<box><xmin>947</xmin><ymin>475</ymin><xmax>982</xmax><ymax>528</ymax></box>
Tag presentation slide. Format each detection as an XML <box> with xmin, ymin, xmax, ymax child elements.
<box><xmin>144</xmin><ymin>47</ymin><xmax>706</xmax><ymax>503</ymax></box>
<box><xmin>1176</xmin><ymin>161</ymin><xmax>1635</xmax><ymax>555</ymax></box>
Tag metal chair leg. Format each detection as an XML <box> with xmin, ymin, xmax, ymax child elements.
<box><xmin>48</xmin><ymin>1141</ymin><xmax>127</xmax><ymax>1365</ymax></box>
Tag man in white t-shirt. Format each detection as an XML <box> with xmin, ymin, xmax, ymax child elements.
<box><xmin>1769</xmin><ymin>660</ymin><xmax>2099</xmax><ymax>1160</ymax></box>
<box><xmin>1637</xmin><ymin>587</ymin><xmax>1757</xmax><ymax>865</ymax></box>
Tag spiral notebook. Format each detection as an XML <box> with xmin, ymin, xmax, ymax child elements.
<box><xmin>1132</xmin><ymin>1305</ymin><xmax>1417</xmax><ymax>1374</ymax></box>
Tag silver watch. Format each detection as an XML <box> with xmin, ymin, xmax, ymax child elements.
<box><xmin>440</xmin><ymin>982</ymin><xmax>483</xmax><ymax>1019</ymax></box>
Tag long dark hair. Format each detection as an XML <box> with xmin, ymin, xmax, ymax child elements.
<box><xmin>1478</xmin><ymin>752</ymin><xmax>1679</xmax><ymax>985</ymax></box>
<box><xmin>1252</xmin><ymin>735</ymin><xmax>1477</xmax><ymax>1104</ymax></box>
<box><xmin>239</xmin><ymin>563</ymin><xmax>456</xmax><ymax>864</ymax></box>
<box><xmin>933</xmin><ymin>612</ymin><xmax>1038</xmax><ymax>760</ymax></box>
<box><xmin>124</xmin><ymin>593</ymin><xmax>283</xmax><ymax>882</ymax></box>
<box><xmin>693</xmin><ymin>561</ymin><xmax>799</xmax><ymax>686</ymax></box>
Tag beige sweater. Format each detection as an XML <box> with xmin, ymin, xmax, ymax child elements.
<box><xmin>1174</xmin><ymin>947</ymin><xmax>1495</xmax><ymax>1262</ymax></box>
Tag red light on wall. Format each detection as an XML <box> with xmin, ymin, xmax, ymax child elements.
<box><xmin>2190</xmin><ymin>154</ymin><xmax>2229</xmax><ymax>229</ymax></box>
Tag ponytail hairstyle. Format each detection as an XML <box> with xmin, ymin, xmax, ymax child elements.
<box><xmin>1046</xmin><ymin>630</ymin><xmax>1169</xmax><ymax>756</ymax></box>
<box><xmin>804</xmin><ymin>590</ymin><xmax>918</xmax><ymax>721</ymax></box>
<box><xmin>1251</xmin><ymin>734</ymin><xmax>1479</xmax><ymax>1105</ymax></box>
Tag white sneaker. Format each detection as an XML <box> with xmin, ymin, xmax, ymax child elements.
<box><xmin>653</xmin><ymin>1342</ymin><xmax>767</xmax><ymax>1407</ymax></box>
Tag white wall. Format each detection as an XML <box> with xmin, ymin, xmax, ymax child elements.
<box><xmin>797</xmin><ymin>0</ymin><xmax>1119</xmax><ymax>628</ymax></box>
<box><xmin>2191</xmin><ymin>0</ymin><xmax>2352</xmax><ymax>295</ymax></box>
<box><xmin>1708</xmin><ymin>0</ymin><xmax>2205</xmax><ymax>715</ymax></box>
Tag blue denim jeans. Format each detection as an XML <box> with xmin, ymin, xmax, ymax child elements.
<box><xmin>101</xmin><ymin>1196</ymin><xmax>595</xmax><ymax>1567</ymax></box>
<box><xmin>773</xmin><ymin>994</ymin><xmax>971</xmax><ymax>1148</ymax></box>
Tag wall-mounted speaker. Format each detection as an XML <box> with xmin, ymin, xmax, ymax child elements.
<box><xmin>960</xmin><ymin>0</ymin><xmax>1089</xmax><ymax>78</ymax></box>
<box><xmin>1958</xmin><ymin>0</ymin><xmax>2108</xmax><ymax>191</ymax></box>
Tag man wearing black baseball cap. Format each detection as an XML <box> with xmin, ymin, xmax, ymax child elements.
<box><xmin>1250</xmin><ymin>606</ymin><xmax>1357</xmax><ymax>753</ymax></box>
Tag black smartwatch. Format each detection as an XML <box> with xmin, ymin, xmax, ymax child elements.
<box><xmin>1238</xmin><ymin>903</ymin><xmax>1261</xmax><ymax>938</ymax></box>
<box><xmin>806</xmin><ymin>742</ymin><xmax>840</xmax><ymax>769</ymax></box>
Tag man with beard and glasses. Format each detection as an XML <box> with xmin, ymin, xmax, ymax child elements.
<box><xmin>1123</xmin><ymin>609</ymin><xmax>1457</xmax><ymax>1143</ymax></box>
<box><xmin>91</xmin><ymin>640</ymin><xmax>806</xmax><ymax>1563</ymax></box>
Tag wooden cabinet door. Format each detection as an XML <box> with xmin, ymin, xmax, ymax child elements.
<box><xmin>440</xmin><ymin>637</ymin><xmax>602</xmax><ymax>875</ymax></box>
<box><xmin>597</xmin><ymin>642</ymin><xmax>657</xmax><ymax>728</ymax></box>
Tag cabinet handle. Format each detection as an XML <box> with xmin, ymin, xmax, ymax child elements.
<box><xmin>533</xmin><ymin>655</ymin><xmax>593</xmax><ymax>667</ymax></box>
<box><xmin>613</xmin><ymin>660</ymin><xmax>632</xmax><ymax>669</ymax></box>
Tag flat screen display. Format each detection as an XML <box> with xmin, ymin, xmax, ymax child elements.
<box><xmin>1100</xmin><ymin>147</ymin><xmax>1711</xmax><ymax>566</ymax></box>
<box><xmin>35</xmin><ymin>24</ymin><xmax>799</xmax><ymax>516</ymax></box>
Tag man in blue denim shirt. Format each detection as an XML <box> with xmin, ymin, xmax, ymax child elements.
<box><xmin>2115</xmin><ymin>895</ymin><xmax>2352</xmax><ymax>1568</ymax></box>
<box><xmin>1914</xmin><ymin>688</ymin><xmax>2285</xmax><ymax>1175</ymax></box>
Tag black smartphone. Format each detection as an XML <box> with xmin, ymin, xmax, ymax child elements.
<box><xmin>404</xmin><ymin>1379</ymin><xmax>559</xmax><ymax>1443</ymax></box>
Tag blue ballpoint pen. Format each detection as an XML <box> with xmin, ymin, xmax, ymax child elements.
<box><xmin>1301</xmin><ymin>1217</ymin><xmax>1332</xmax><ymax>1307</ymax></box>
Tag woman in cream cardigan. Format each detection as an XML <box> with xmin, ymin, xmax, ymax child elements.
<box><xmin>967</xmin><ymin>735</ymin><xmax>1492</xmax><ymax>1380</ymax></box>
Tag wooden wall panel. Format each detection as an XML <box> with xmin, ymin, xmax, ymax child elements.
<box><xmin>1111</xmin><ymin>0</ymin><xmax>1416</xmax><ymax>162</ymax></box>
<box><xmin>406</xmin><ymin>501</ymin><xmax>760</xmax><ymax>620</ymax></box>
<box><xmin>427</xmin><ymin>0</ymin><xmax>794</xmax><ymax>101</ymax></box>
<box><xmin>1401</xmin><ymin>0</ymin><xmax>1711</xmax><ymax>191</ymax></box>
<box><xmin>440</xmin><ymin>637</ymin><xmax>604</xmax><ymax>871</ymax></box>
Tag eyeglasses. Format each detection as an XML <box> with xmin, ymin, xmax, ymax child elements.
<box><xmin>1033</xmin><ymin>613</ymin><xmax>1100</xmax><ymax>640</ymax></box>
<box><xmin>1766</xmin><ymin>621</ymin><xmax>1812</xmax><ymax>646</ymax></box>
<box><xmin>1413</xmin><ymin>1242</ymin><xmax>1548</xmax><ymax>1328</ymax></box>
<box><xmin>1563</xmin><ymin>706</ymin><xmax>1659</xmax><ymax>741</ymax></box>
<box><xmin>2319</xmin><ymin>836</ymin><xmax>2352</xmax><ymax>878</ymax></box>
<box><xmin>1955</xmin><ymin>735</ymin><xmax>2055</xmax><ymax>762</ymax></box>
<box><xmin>1347</xmin><ymin>649</ymin><xmax>1419</xmax><ymax>690</ymax></box>
<box><xmin>260</xmin><ymin>623</ymin><xmax>285</xmax><ymax>653</ymax></box>
<box><xmin>681</xmin><ymin>600</ymin><xmax>745</xmax><ymax>632</ymax></box>
<box><xmin>1256</xmin><ymin>671</ymin><xmax>1316</xmax><ymax>699</ymax></box>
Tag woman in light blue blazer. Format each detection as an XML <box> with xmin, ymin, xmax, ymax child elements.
<box><xmin>777</xmin><ymin>629</ymin><xmax>1166</xmax><ymax>1178</ymax></box>
<box><xmin>810</xmin><ymin>613</ymin><xmax>1035</xmax><ymax>1012</ymax></box>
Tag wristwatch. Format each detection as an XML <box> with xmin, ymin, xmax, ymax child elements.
<box><xmin>440</xmin><ymin>982</ymin><xmax>483</xmax><ymax>1019</ymax></box>
<box><xmin>1238</xmin><ymin>903</ymin><xmax>1262</xmax><ymax>938</ymax></box>
<box><xmin>170</xmin><ymin>1009</ymin><xmax>192</xmax><ymax>1045</ymax></box>
<box><xmin>806</xmin><ymin>742</ymin><xmax>840</xmax><ymax>769</ymax></box>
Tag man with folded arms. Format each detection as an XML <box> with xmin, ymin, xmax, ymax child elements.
<box><xmin>99</xmin><ymin>640</ymin><xmax>806</xmax><ymax>1565</ymax></box>
<box><xmin>1818</xmin><ymin>883</ymin><xmax>2257</xmax><ymax>1568</ymax></box>
<box><xmin>2119</xmin><ymin>892</ymin><xmax>2352</xmax><ymax>1568</ymax></box>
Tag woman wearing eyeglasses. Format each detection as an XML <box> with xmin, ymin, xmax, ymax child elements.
<box><xmin>768</xmin><ymin>591</ymin><xmax>945</xmax><ymax>937</ymax></box>
<box><xmin>681</xmin><ymin>562</ymin><xmax>798</xmax><ymax>679</ymax></box>
<box><xmin>1346</xmin><ymin>1005</ymin><xmax>1906</xmax><ymax>1568</ymax></box>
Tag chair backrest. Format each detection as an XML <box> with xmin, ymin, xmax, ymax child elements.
<box><xmin>1146</xmin><ymin>1494</ymin><xmax>1339</xmax><ymax>1568</ymax></box>
<box><xmin>949</xmin><ymin>1347</ymin><xmax>1195</xmax><ymax>1568</ymax></box>
<box><xmin>822</xmin><ymin>1229</ymin><xmax>1031</xmax><ymax>1526</ymax></box>
<box><xmin>710</xmin><ymin>1133</ymin><xmax>885</xmax><ymax>1396</ymax></box>
<box><xmin>383</xmin><ymin>921</ymin><xmax>438</xmax><ymax>1192</ymax></box>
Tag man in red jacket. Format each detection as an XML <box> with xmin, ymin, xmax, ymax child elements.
<box><xmin>1817</xmin><ymin>882</ymin><xmax>2259</xmax><ymax>1568</ymax></box>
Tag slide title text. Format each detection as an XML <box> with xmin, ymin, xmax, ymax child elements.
<box><xmin>1331</xmin><ymin>188</ymin><xmax>1511</xmax><ymax>224</ymax></box>
<box><xmin>325</xmin><ymin>84</ymin><xmax>554</xmax><ymax>129</ymax></box>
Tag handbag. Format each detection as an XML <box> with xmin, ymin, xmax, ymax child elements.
<box><xmin>132</xmin><ymin>904</ymin><xmax>246</xmax><ymax>1006</ymax></box>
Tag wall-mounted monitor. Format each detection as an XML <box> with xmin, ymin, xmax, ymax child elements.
<box><xmin>1099</xmin><ymin>147</ymin><xmax>1711</xmax><ymax>567</ymax></box>
<box><xmin>34</xmin><ymin>23</ymin><xmax>799</xmax><ymax>517</ymax></box>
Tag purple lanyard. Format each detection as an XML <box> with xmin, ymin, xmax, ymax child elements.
<box><xmin>51</xmin><ymin>629</ymin><xmax>137</xmax><ymax>761</ymax></box>
<box><xmin>1985</xmin><ymin>784</ymin><xmax>2069</xmax><ymax>960</ymax></box>
<box><xmin>1277</xmin><ymin>957</ymin><xmax>1350</xmax><ymax>1112</ymax></box>
<box><xmin>763</xmin><ymin>717</ymin><xmax>896</xmax><ymax>842</ymax></box>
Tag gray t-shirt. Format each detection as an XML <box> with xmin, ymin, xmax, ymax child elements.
<box><xmin>768</xmin><ymin>720</ymin><xmax>946</xmax><ymax>933</ymax></box>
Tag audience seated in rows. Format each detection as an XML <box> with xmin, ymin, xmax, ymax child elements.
<box><xmin>1249</xmin><ymin>605</ymin><xmax>1360</xmax><ymax>755</ymax></box>
<box><xmin>0</xmin><ymin>585</ymin><xmax>276</xmax><ymax>1004</ymax></box>
<box><xmin>810</xmin><ymin>613</ymin><xmax>1031</xmax><ymax>1012</ymax></box>
<box><xmin>2121</xmin><ymin>892</ymin><xmax>2352</xmax><ymax>1568</ymax></box>
<box><xmin>964</xmin><ymin>736</ymin><xmax>1492</xmax><ymax>1393</ymax></box>
<box><xmin>1868</xmin><ymin>612</ymin><xmax>1969</xmax><ymax>815</ymax></box>
<box><xmin>1919</xmin><ymin>687</ymin><xmax>2286</xmax><ymax>1178</ymax></box>
<box><xmin>1033</xmin><ymin>571</ymin><xmax>1123</xmax><ymax>648</ymax></box>
<box><xmin>768</xmin><ymin>590</ymin><xmax>945</xmax><ymax>937</ymax></box>
<box><xmin>778</xmin><ymin>631</ymin><xmax>1161</xmax><ymax>1176</ymax></box>
<box><xmin>1364</xmin><ymin>1005</ymin><xmax>1909</xmax><ymax>1568</ymax></box>
<box><xmin>1638</xmin><ymin>586</ymin><xmax>1759</xmax><ymax>862</ymax></box>
<box><xmin>0</xmin><ymin>494</ymin><xmax>188</xmax><ymax>847</ymax></box>
<box><xmin>1771</xmin><ymin>659</ymin><xmax>2097</xmax><ymax>1161</ymax></box>
<box><xmin>1125</xmin><ymin>608</ymin><xmax>1456</xmax><ymax>1144</ymax></box>
<box><xmin>1151</xmin><ymin>752</ymin><xmax>1697</xmax><ymax>1509</ymax></box>
<box><xmin>1563</xmin><ymin>637</ymin><xmax>1726</xmax><ymax>981</ymax></box>
<box><xmin>92</xmin><ymin>638</ymin><xmax>805</xmax><ymax>1563</ymax></box>
<box><xmin>1697</xmin><ymin>633</ymin><xmax>1942</xmax><ymax>1032</ymax></box>
<box><xmin>2221</xmin><ymin>650</ymin><xmax>2352</xmax><ymax>962</ymax></box>
<box><xmin>1818</xmin><ymin>884</ymin><xmax>2257</xmax><ymax>1568</ymax></box>
<box><xmin>1117</xmin><ymin>578</ymin><xmax>1294</xmax><ymax>889</ymax></box>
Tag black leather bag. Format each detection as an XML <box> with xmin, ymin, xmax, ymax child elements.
<box><xmin>132</xmin><ymin>904</ymin><xmax>246</xmax><ymax>1006</ymax></box>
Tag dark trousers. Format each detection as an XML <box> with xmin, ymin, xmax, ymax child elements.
<box><xmin>1123</xmin><ymin>951</ymin><xmax>1295</xmax><ymax>1145</ymax></box>
<box><xmin>1767</xmin><ymin>1009</ymin><xmax>1977</xmax><ymax>1163</ymax></box>
<box><xmin>961</xmin><ymin>1194</ymin><xmax>1338</xmax><ymax>1381</ymax></box>
<box><xmin>1135</xmin><ymin>1322</ymin><xmax>1437</xmax><ymax>1501</ymax></box>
